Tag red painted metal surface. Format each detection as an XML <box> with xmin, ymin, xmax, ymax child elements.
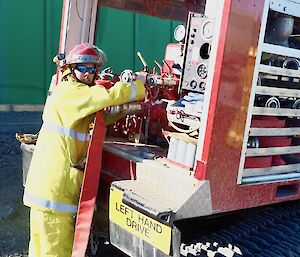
<box><xmin>195</xmin><ymin>0</ymin><xmax>300</xmax><ymax>213</ymax></box>
<box><xmin>101</xmin><ymin>151</ymin><xmax>136</xmax><ymax>180</ymax></box>
<box><xmin>194</xmin><ymin>0</ymin><xmax>232</xmax><ymax>181</ymax></box>
<box><xmin>98</xmin><ymin>0</ymin><xmax>206</xmax><ymax>21</ymax></box>
<box><xmin>244</xmin><ymin>156</ymin><xmax>272</xmax><ymax>169</ymax></box>
<box><xmin>72</xmin><ymin>111</ymin><xmax>106</xmax><ymax>257</ymax></box>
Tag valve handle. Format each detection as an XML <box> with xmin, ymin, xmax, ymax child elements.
<box><xmin>137</xmin><ymin>52</ymin><xmax>149</xmax><ymax>72</ymax></box>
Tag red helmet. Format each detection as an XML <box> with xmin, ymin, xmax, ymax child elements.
<box><xmin>65</xmin><ymin>43</ymin><xmax>106</xmax><ymax>67</ymax></box>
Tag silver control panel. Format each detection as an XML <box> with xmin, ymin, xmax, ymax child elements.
<box><xmin>180</xmin><ymin>12</ymin><xmax>213</xmax><ymax>93</ymax></box>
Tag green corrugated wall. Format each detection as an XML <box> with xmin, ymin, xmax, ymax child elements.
<box><xmin>0</xmin><ymin>0</ymin><xmax>62</xmax><ymax>104</ymax></box>
<box><xmin>97</xmin><ymin>8</ymin><xmax>180</xmax><ymax>73</ymax></box>
<box><xmin>0</xmin><ymin>1</ymin><xmax>180</xmax><ymax>104</ymax></box>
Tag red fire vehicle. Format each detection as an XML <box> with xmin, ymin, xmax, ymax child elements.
<box><xmin>22</xmin><ymin>0</ymin><xmax>300</xmax><ymax>256</ymax></box>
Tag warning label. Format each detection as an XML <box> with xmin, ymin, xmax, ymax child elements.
<box><xmin>109</xmin><ymin>187</ymin><xmax>172</xmax><ymax>254</ymax></box>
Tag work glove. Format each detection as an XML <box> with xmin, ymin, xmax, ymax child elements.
<box><xmin>16</xmin><ymin>133</ymin><xmax>38</xmax><ymax>144</ymax></box>
<box><xmin>181</xmin><ymin>92</ymin><xmax>204</xmax><ymax>106</ymax></box>
<box><xmin>135</xmin><ymin>71</ymin><xmax>148</xmax><ymax>84</ymax></box>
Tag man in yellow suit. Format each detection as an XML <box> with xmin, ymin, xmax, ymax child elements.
<box><xmin>23</xmin><ymin>43</ymin><xmax>146</xmax><ymax>257</ymax></box>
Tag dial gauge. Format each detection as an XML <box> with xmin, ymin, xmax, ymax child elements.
<box><xmin>174</xmin><ymin>25</ymin><xmax>186</xmax><ymax>42</ymax></box>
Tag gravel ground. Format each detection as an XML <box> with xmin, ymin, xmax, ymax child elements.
<box><xmin>0</xmin><ymin>112</ymin><xmax>42</xmax><ymax>257</ymax></box>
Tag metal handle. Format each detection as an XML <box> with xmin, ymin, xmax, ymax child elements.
<box><xmin>137</xmin><ymin>52</ymin><xmax>148</xmax><ymax>68</ymax></box>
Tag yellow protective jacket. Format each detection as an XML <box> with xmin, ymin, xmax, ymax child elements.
<box><xmin>23</xmin><ymin>80</ymin><xmax>145</xmax><ymax>214</ymax></box>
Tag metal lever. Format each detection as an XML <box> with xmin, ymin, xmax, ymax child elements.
<box><xmin>137</xmin><ymin>52</ymin><xmax>149</xmax><ymax>72</ymax></box>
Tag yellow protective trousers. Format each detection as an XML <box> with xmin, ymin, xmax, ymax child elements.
<box><xmin>29</xmin><ymin>209</ymin><xmax>75</xmax><ymax>257</ymax></box>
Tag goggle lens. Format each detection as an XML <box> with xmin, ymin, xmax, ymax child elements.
<box><xmin>76</xmin><ymin>65</ymin><xmax>96</xmax><ymax>74</ymax></box>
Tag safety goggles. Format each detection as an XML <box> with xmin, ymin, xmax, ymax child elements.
<box><xmin>75</xmin><ymin>65</ymin><xmax>97</xmax><ymax>74</ymax></box>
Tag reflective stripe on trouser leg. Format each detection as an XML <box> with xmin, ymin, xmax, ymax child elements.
<box><xmin>29</xmin><ymin>209</ymin><xmax>75</xmax><ymax>257</ymax></box>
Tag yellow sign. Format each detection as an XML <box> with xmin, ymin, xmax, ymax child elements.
<box><xmin>109</xmin><ymin>187</ymin><xmax>172</xmax><ymax>254</ymax></box>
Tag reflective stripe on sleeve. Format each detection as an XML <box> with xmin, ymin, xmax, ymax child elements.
<box><xmin>24</xmin><ymin>192</ymin><xmax>78</xmax><ymax>213</ymax></box>
<box><xmin>42</xmin><ymin>123</ymin><xmax>91</xmax><ymax>142</ymax></box>
<box><xmin>129</xmin><ymin>82</ymin><xmax>137</xmax><ymax>101</ymax></box>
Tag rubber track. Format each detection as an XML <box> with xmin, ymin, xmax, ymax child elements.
<box><xmin>180</xmin><ymin>200</ymin><xmax>300</xmax><ymax>257</ymax></box>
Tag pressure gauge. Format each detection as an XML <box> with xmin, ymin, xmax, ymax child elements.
<box><xmin>190</xmin><ymin>80</ymin><xmax>197</xmax><ymax>89</ymax></box>
<box><xmin>197</xmin><ymin>63</ymin><xmax>208</xmax><ymax>79</ymax></box>
<box><xmin>120</xmin><ymin>69</ymin><xmax>134</xmax><ymax>82</ymax></box>
<box><xmin>174</xmin><ymin>25</ymin><xmax>186</xmax><ymax>42</ymax></box>
<box><xmin>201</xmin><ymin>20</ymin><xmax>213</xmax><ymax>40</ymax></box>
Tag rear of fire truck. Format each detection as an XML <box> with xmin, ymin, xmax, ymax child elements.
<box><xmin>21</xmin><ymin>0</ymin><xmax>300</xmax><ymax>256</ymax></box>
